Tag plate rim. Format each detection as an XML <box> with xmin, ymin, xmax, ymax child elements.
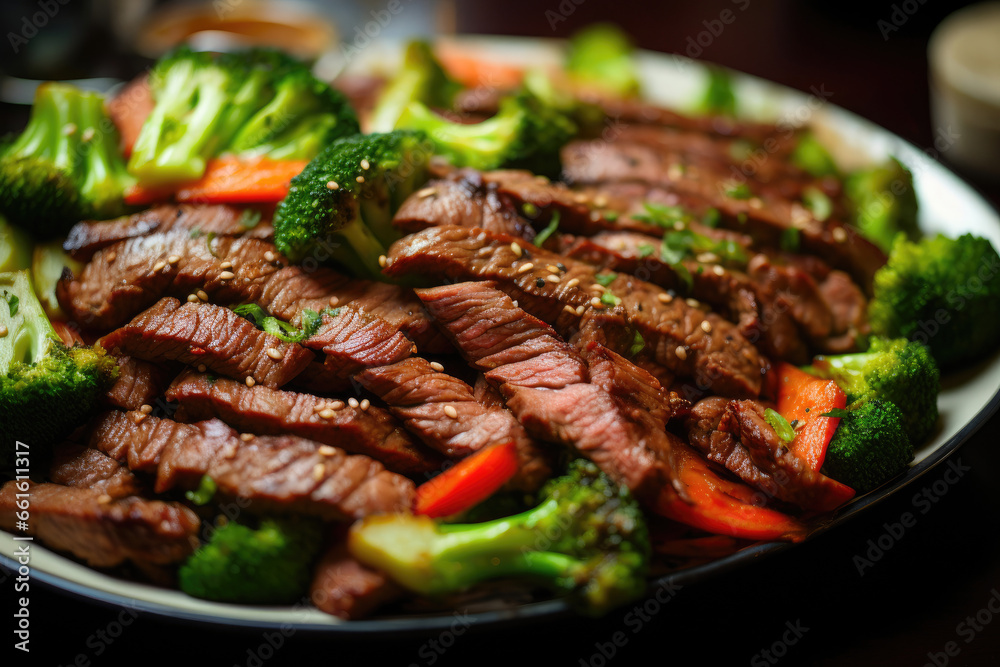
<box><xmin>4</xmin><ymin>34</ymin><xmax>1000</xmax><ymax>634</ymax></box>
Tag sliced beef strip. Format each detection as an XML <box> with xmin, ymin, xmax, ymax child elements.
<box><xmin>473</xmin><ymin>373</ymin><xmax>505</xmax><ymax>410</ymax></box>
<box><xmin>303</xmin><ymin>308</ymin><xmax>416</xmax><ymax>378</ymax></box>
<box><xmin>684</xmin><ymin>398</ymin><xmax>852</xmax><ymax>512</ymax></box>
<box><xmin>165</xmin><ymin>370</ymin><xmax>442</xmax><ymax>476</ymax></box>
<box><xmin>48</xmin><ymin>444</ymin><xmax>145</xmax><ymax>499</ymax></box>
<box><xmin>415</xmin><ymin>281</ymin><xmax>676</xmax><ymax>500</ymax></box>
<box><xmin>0</xmin><ymin>481</ymin><xmax>199</xmax><ymax>567</ymax></box>
<box><xmin>56</xmin><ymin>230</ymin><xmax>450</xmax><ymax>353</ymax></box>
<box><xmin>561</xmin><ymin>138</ymin><xmax>887</xmax><ymax>291</ymax></box>
<box><xmin>88</xmin><ymin>411</ymin><xmax>414</xmax><ymax>520</ymax></box>
<box><xmin>357</xmin><ymin>357</ymin><xmax>552</xmax><ymax>491</ymax></box>
<box><xmin>385</xmin><ymin>225</ymin><xmax>764</xmax><ymax>397</ymax></box>
<box><xmin>104</xmin><ymin>352</ymin><xmax>175</xmax><ymax>411</ymax></box>
<box><xmin>99</xmin><ymin>297</ymin><xmax>314</xmax><ymax>388</ymax></box>
<box><xmin>309</xmin><ymin>540</ymin><xmax>403</xmax><ymax>620</ymax></box>
<box><xmin>64</xmin><ymin>204</ymin><xmax>273</xmax><ymax>262</ymax></box>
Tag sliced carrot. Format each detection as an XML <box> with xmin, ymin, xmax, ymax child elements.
<box><xmin>775</xmin><ymin>362</ymin><xmax>847</xmax><ymax>472</ymax></box>
<box><xmin>435</xmin><ymin>45</ymin><xmax>525</xmax><ymax>90</ymax></box>
<box><xmin>123</xmin><ymin>157</ymin><xmax>308</xmax><ymax>206</ymax></box>
<box><xmin>414</xmin><ymin>440</ymin><xmax>519</xmax><ymax>519</ymax></box>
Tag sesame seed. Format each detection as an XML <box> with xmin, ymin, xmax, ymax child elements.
<box><xmin>749</xmin><ymin>197</ymin><xmax>764</xmax><ymax>210</ymax></box>
<box><xmin>590</xmin><ymin>283</ymin><xmax>605</xmax><ymax>292</ymax></box>
<box><xmin>564</xmin><ymin>304</ymin><xmax>577</xmax><ymax>314</ymax></box>
<box><xmin>429</xmin><ymin>361</ymin><xmax>445</xmax><ymax>372</ymax></box>
<box><xmin>62</xmin><ymin>123</ymin><xmax>77</xmax><ymax>136</ymax></box>
<box><xmin>510</xmin><ymin>242</ymin><xmax>523</xmax><ymax>257</ymax></box>
<box><xmin>266</xmin><ymin>347</ymin><xmax>282</xmax><ymax>360</ymax></box>
<box><xmin>589</xmin><ymin>210</ymin><xmax>601</xmax><ymax>222</ymax></box>
<box><xmin>319</xmin><ymin>409</ymin><xmax>336</xmax><ymax>420</ymax></box>
<box><xmin>417</xmin><ymin>187</ymin><xmax>436</xmax><ymax>198</ymax></box>
<box><xmin>547</xmin><ymin>264</ymin><xmax>560</xmax><ymax>273</ymax></box>
<box><xmin>348</xmin><ymin>397</ymin><xmax>359</xmax><ymax>408</ymax></box>
<box><xmin>319</xmin><ymin>445</ymin><xmax>337</xmax><ymax>456</ymax></box>
<box><xmin>328</xmin><ymin>296</ymin><xmax>340</xmax><ymax>307</ymax></box>
<box><xmin>591</xmin><ymin>297</ymin><xmax>605</xmax><ymax>308</ymax></box>
<box><xmin>360</xmin><ymin>399</ymin><xmax>370</xmax><ymax>411</ymax></box>
<box><xmin>658</xmin><ymin>293</ymin><xmax>673</xmax><ymax>303</ymax></box>
<box><xmin>81</xmin><ymin>127</ymin><xmax>96</xmax><ymax>142</ymax></box>
<box><xmin>152</xmin><ymin>260</ymin><xmax>166</xmax><ymax>272</ymax></box>
<box><xmin>701</xmin><ymin>320</ymin><xmax>713</xmax><ymax>333</ymax></box>
<box><xmin>197</xmin><ymin>364</ymin><xmax>207</xmax><ymax>373</ymax></box>
<box><xmin>517</xmin><ymin>262</ymin><xmax>534</xmax><ymax>274</ymax></box>
<box><xmin>686</xmin><ymin>298</ymin><xmax>700</xmax><ymax>308</ymax></box>
<box><xmin>245</xmin><ymin>376</ymin><xmax>255</xmax><ymax>387</ymax></box>
<box><xmin>696</xmin><ymin>252</ymin><xmax>718</xmax><ymax>263</ymax></box>
<box><xmin>667</xmin><ymin>164</ymin><xmax>684</xmax><ymax>180</ymax></box>
<box><xmin>0</xmin><ymin>325</ymin><xmax>7</xmax><ymax>338</ymax></box>
<box><xmin>167</xmin><ymin>255</ymin><xmax>181</xmax><ymax>265</ymax></box>
<box><xmin>187</xmin><ymin>294</ymin><xmax>200</xmax><ymax>303</ymax></box>
<box><xmin>313</xmin><ymin>403</ymin><xmax>327</xmax><ymax>412</ymax></box>
<box><xmin>139</xmin><ymin>404</ymin><xmax>153</xmax><ymax>414</ymax></box>
<box><xmin>240</xmin><ymin>432</ymin><xmax>255</xmax><ymax>442</ymax></box>
<box><xmin>313</xmin><ymin>463</ymin><xmax>325</xmax><ymax>481</ymax></box>
<box><xmin>220</xmin><ymin>261</ymin><xmax>233</xmax><ymax>270</ymax></box>
<box><xmin>565</xmin><ymin>278</ymin><xmax>580</xmax><ymax>288</ymax></box>
<box><xmin>196</xmin><ymin>290</ymin><xmax>209</xmax><ymax>302</ymax></box>
<box><xmin>546</xmin><ymin>274</ymin><xmax>561</xmax><ymax>283</ymax></box>
<box><xmin>675</xmin><ymin>346</ymin><xmax>688</xmax><ymax>360</ymax></box>
<box><xmin>326</xmin><ymin>180</ymin><xmax>339</xmax><ymax>190</ymax></box>
<box><xmin>444</xmin><ymin>405</ymin><xmax>459</xmax><ymax>419</ymax></box>
<box><xmin>356</xmin><ymin>175</ymin><xmax>365</xmax><ymax>183</ymax></box>
<box><xmin>97</xmin><ymin>494</ymin><xmax>112</xmax><ymax>505</ymax></box>
<box><xmin>576</xmin><ymin>305</ymin><xmax>586</xmax><ymax>316</ymax></box>
<box><xmin>712</xmin><ymin>265</ymin><xmax>726</xmax><ymax>276</ymax></box>
<box><xmin>106</xmin><ymin>251</ymin><xmax>117</xmax><ymax>263</ymax></box>
<box><xmin>264</xmin><ymin>251</ymin><xmax>276</xmax><ymax>262</ymax></box>
<box><xmin>360</xmin><ymin>159</ymin><xmax>370</xmax><ymax>170</ymax></box>
<box><xmin>330</xmin><ymin>400</ymin><xmax>345</xmax><ymax>410</ymax></box>
<box><xmin>832</xmin><ymin>227</ymin><xmax>848</xmax><ymax>243</ymax></box>
<box><xmin>219</xmin><ymin>271</ymin><xmax>235</xmax><ymax>280</ymax></box>
<box><xmin>674</xmin><ymin>221</ymin><xmax>685</xmax><ymax>231</ymax></box>
<box><xmin>378</xmin><ymin>255</ymin><xmax>387</xmax><ymax>268</ymax></box>
<box><xmin>132</xmin><ymin>412</ymin><xmax>146</xmax><ymax>424</ymax></box>
<box><xmin>573</xmin><ymin>193</ymin><xmax>589</xmax><ymax>204</ymax></box>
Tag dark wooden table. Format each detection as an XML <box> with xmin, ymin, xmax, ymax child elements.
<box><xmin>4</xmin><ymin>1</ymin><xmax>1000</xmax><ymax>665</ymax></box>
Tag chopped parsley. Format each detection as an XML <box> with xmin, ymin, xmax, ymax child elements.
<box><xmin>724</xmin><ymin>182</ymin><xmax>752</xmax><ymax>200</ymax></box>
<box><xmin>600</xmin><ymin>292</ymin><xmax>621</xmax><ymax>307</ymax></box>
<box><xmin>595</xmin><ymin>271</ymin><xmax>617</xmax><ymax>287</ymax></box>
<box><xmin>2</xmin><ymin>291</ymin><xmax>18</xmax><ymax>318</ymax></box>
<box><xmin>532</xmin><ymin>212</ymin><xmax>561</xmax><ymax>247</ymax></box>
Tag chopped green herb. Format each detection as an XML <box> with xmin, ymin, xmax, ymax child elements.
<box><xmin>764</xmin><ymin>408</ymin><xmax>796</xmax><ymax>443</ymax></box>
<box><xmin>600</xmin><ymin>292</ymin><xmax>621</xmax><ymax>307</ymax></box>
<box><xmin>725</xmin><ymin>182</ymin><xmax>752</xmax><ymax>200</ymax></box>
<box><xmin>637</xmin><ymin>243</ymin><xmax>654</xmax><ymax>258</ymax></box>
<box><xmin>802</xmin><ymin>186</ymin><xmax>832</xmax><ymax>222</ymax></box>
<box><xmin>595</xmin><ymin>271</ymin><xmax>617</xmax><ymax>287</ymax></box>
<box><xmin>238</xmin><ymin>209</ymin><xmax>263</xmax><ymax>230</ymax></box>
<box><xmin>522</xmin><ymin>202</ymin><xmax>538</xmax><ymax>217</ymax></box>
<box><xmin>729</xmin><ymin>140</ymin><xmax>753</xmax><ymax>162</ymax></box>
<box><xmin>189</xmin><ymin>227</ymin><xmax>204</xmax><ymax>238</ymax></box>
<box><xmin>322</xmin><ymin>307</ymin><xmax>342</xmax><ymax>318</ymax></box>
<box><xmin>185</xmin><ymin>475</ymin><xmax>217</xmax><ymax>506</ymax></box>
<box><xmin>820</xmin><ymin>408</ymin><xmax>852</xmax><ymax>418</ymax></box>
<box><xmin>697</xmin><ymin>67</ymin><xmax>737</xmax><ymax>116</ymax></box>
<box><xmin>2</xmin><ymin>291</ymin><xmax>18</xmax><ymax>317</ymax></box>
<box><xmin>780</xmin><ymin>227</ymin><xmax>801</xmax><ymax>252</ymax></box>
<box><xmin>737</xmin><ymin>212</ymin><xmax>748</xmax><ymax>224</ymax></box>
<box><xmin>701</xmin><ymin>208</ymin><xmax>721</xmax><ymax>228</ymax></box>
<box><xmin>206</xmin><ymin>232</ymin><xmax>218</xmax><ymax>257</ymax></box>
<box><xmin>632</xmin><ymin>202</ymin><xmax>691</xmax><ymax>229</ymax></box>
<box><xmin>232</xmin><ymin>304</ymin><xmax>322</xmax><ymax>343</ymax></box>
<box><xmin>604</xmin><ymin>211</ymin><xmax>619</xmax><ymax>222</ymax></box>
<box><xmin>533</xmin><ymin>212</ymin><xmax>561</xmax><ymax>247</ymax></box>
<box><xmin>629</xmin><ymin>330</ymin><xmax>645</xmax><ymax>357</ymax></box>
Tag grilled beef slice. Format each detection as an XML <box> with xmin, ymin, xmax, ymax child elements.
<box><xmin>385</xmin><ymin>225</ymin><xmax>764</xmax><ymax>397</ymax></box>
<box><xmin>64</xmin><ymin>204</ymin><xmax>273</xmax><ymax>262</ymax></box>
<box><xmin>104</xmin><ymin>352</ymin><xmax>175</xmax><ymax>411</ymax></box>
<box><xmin>309</xmin><ymin>540</ymin><xmax>402</xmax><ymax>620</ymax></box>
<box><xmin>48</xmin><ymin>444</ymin><xmax>145</xmax><ymax>498</ymax></box>
<box><xmin>0</xmin><ymin>481</ymin><xmax>198</xmax><ymax>567</ymax></box>
<box><xmin>165</xmin><ymin>370</ymin><xmax>442</xmax><ymax>476</ymax></box>
<box><xmin>56</xmin><ymin>229</ymin><xmax>450</xmax><ymax>352</ymax></box>
<box><xmin>303</xmin><ymin>307</ymin><xmax>416</xmax><ymax>378</ymax></box>
<box><xmin>99</xmin><ymin>297</ymin><xmax>314</xmax><ymax>388</ymax></box>
<box><xmin>87</xmin><ymin>411</ymin><xmax>414</xmax><ymax>520</ymax></box>
<box><xmin>357</xmin><ymin>357</ymin><xmax>552</xmax><ymax>490</ymax></box>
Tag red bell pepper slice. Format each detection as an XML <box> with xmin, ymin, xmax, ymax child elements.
<box><xmin>775</xmin><ymin>362</ymin><xmax>846</xmax><ymax>472</ymax></box>
<box><xmin>655</xmin><ymin>444</ymin><xmax>807</xmax><ymax>542</ymax></box>
<box><xmin>123</xmin><ymin>157</ymin><xmax>308</xmax><ymax>206</ymax></box>
<box><xmin>414</xmin><ymin>440</ymin><xmax>519</xmax><ymax>519</ymax></box>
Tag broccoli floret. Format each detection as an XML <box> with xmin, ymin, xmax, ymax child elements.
<box><xmin>369</xmin><ymin>40</ymin><xmax>463</xmax><ymax>133</ymax></box>
<box><xmin>565</xmin><ymin>23</ymin><xmax>641</xmax><ymax>98</ymax></box>
<box><xmin>179</xmin><ymin>515</ymin><xmax>324</xmax><ymax>604</ymax></box>
<box><xmin>32</xmin><ymin>240</ymin><xmax>83</xmax><ymax>320</ymax></box>
<box><xmin>272</xmin><ymin>130</ymin><xmax>432</xmax><ymax>278</ymax></box>
<box><xmin>396</xmin><ymin>88</ymin><xmax>577</xmax><ymax>178</ymax></box>
<box><xmin>349</xmin><ymin>459</ymin><xmax>650</xmax><ymax>616</ymax></box>
<box><xmin>0</xmin><ymin>271</ymin><xmax>117</xmax><ymax>469</ymax></box>
<box><xmin>869</xmin><ymin>233</ymin><xmax>1000</xmax><ymax>370</ymax></box>
<box><xmin>128</xmin><ymin>47</ymin><xmax>358</xmax><ymax>186</ymax></box>
<box><xmin>821</xmin><ymin>399</ymin><xmax>913</xmax><ymax>493</ymax></box>
<box><xmin>0</xmin><ymin>83</ymin><xmax>134</xmax><ymax>236</ymax></box>
<box><xmin>808</xmin><ymin>337</ymin><xmax>940</xmax><ymax>445</ymax></box>
<box><xmin>844</xmin><ymin>158</ymin><xmax>920</xmax><ymax>253</ymax></box>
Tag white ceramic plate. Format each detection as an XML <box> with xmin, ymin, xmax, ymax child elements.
<box><xmin>3</xmin><ymin>35</ymin><xmax>999</xmax><ymax>632</ymax></box>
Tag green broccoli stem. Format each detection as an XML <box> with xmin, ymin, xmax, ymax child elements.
<box><xmin>334</xmin><ymin>220</ymin><xmax>389</xmax><ymax>280</ymax></box>
<box><xmin>76</xmin><ymin>91</ymin><xmax>134</xmax><ymax>217</ymax></box>
<box><xmin>0</xmin><ymin>271</ymin><xmax>59</xmax><ymax>374</ymax></box>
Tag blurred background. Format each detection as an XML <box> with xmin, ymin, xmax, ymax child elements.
<box><xmin>2</xmin><ymin>1</ymin><xmax>1000</xmax><ymax>665</ymax></box>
